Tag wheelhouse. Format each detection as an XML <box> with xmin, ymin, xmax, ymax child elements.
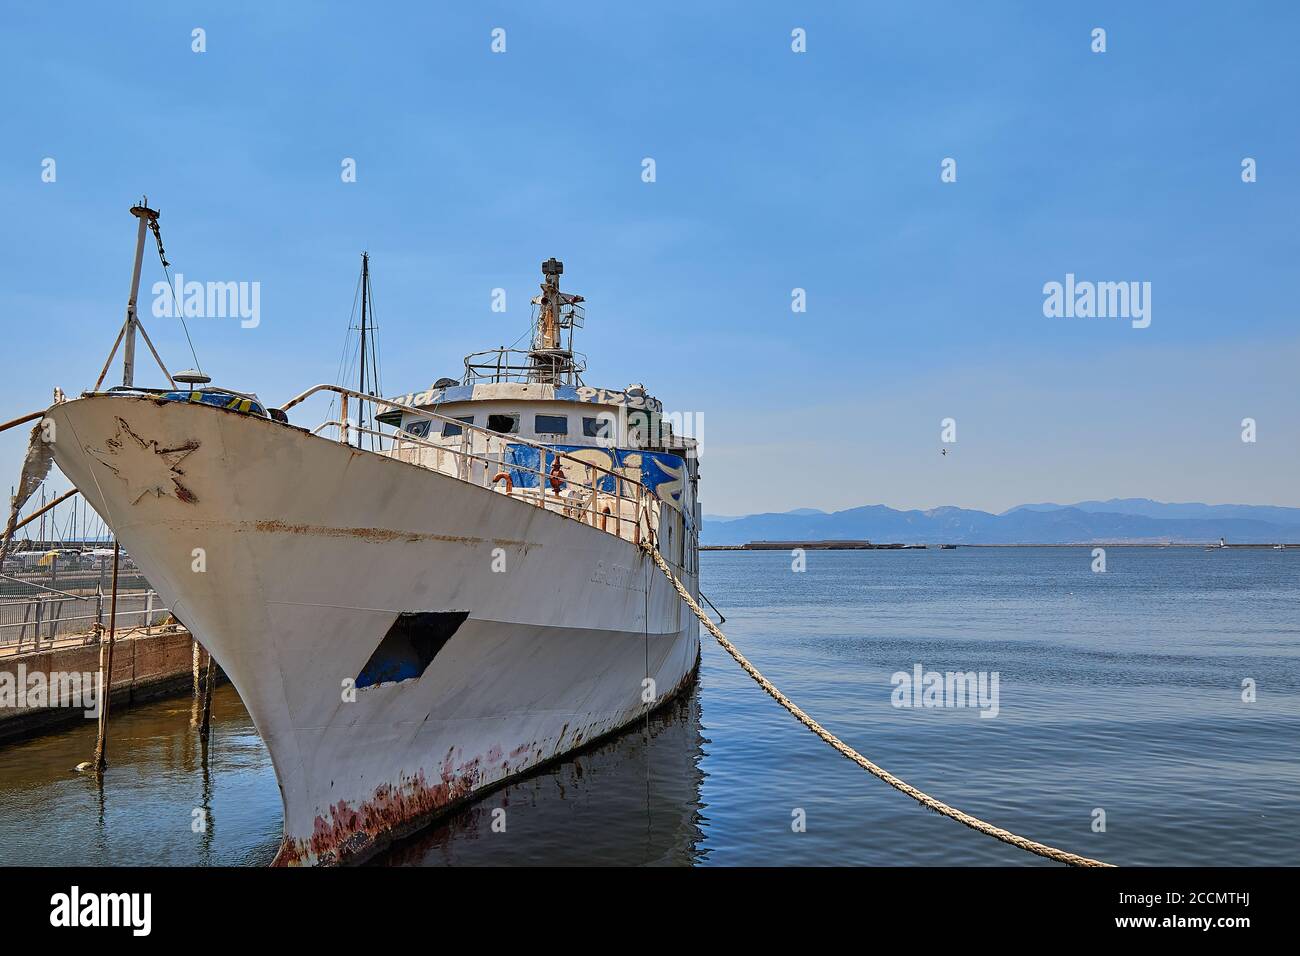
<box><xmin>369</xmin><ymin>258</ymin><xmax>701</xmax><ymax>567</ymax></box>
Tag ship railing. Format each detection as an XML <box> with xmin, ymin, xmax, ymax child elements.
<box><xmin>280</xmin><ymin>384</ymin><xmax>662</xmax><ymax>549</ymax></box>
<box><xmin>320</xmin><ymin>422</ymin><xmax>653</xmax><ymax>544</ymax></box>
<box><xmin>460</xmin><ymin>347</ymin><xmax>587</xmax><ymax>385</ymax></box>
<box><xmin>462</xmin><ymin>348</ymin><xmax>534</xmax><ymax>384</ymax></box>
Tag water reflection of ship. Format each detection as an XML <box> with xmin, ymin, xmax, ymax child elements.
<box><xmin>374</xmin><ymin>680</ymin><xmax>707</xmax><ymax>867</ymax></box>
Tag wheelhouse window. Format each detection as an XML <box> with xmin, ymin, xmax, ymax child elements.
<box><xmin>582</xmin><ymin>416</ymin><xmax>611</xmax><ymax>439</ymax></box>
<box><xmin>441</xmin><ymin>416</ymin><xmax>474</xmax><ymax>437</ymax></box>
<box><xmin>626</xmin><ymin>410</ymin><xmax>654</xmax><ymax>444</ymax></box>
<box><xmin>486</xmin><ymin>413</ymin><xmax>519</xmax><ymax>434</ymax></box>
<box><xmin>535</xmin><ymin>414</ymin><xmax>568</xmax><ymax>435</ymax></box>
<box><xmin>403</xmin><ymin>420</ymin><xmax>431</xmax><ymax>438</ymax></box>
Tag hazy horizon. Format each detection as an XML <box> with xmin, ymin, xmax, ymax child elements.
<box><xmin>705</xmin><ymin>496</ymin><xmax>1300</xmax><ymax>521</ymax></box>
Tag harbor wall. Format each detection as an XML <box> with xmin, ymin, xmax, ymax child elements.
<box><xmin>0</xmin><ymin>627</ymin><xmax>216</xmax><ymax>745</ymax></box>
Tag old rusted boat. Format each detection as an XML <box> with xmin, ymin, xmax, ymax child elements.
<box><xmin>38</xmin><ymin>205</ymin><xmax>702</xmax><ymax>864</ymax></box>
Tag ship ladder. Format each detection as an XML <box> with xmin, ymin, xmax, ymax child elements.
<box><xmin>642</xmin><ymin>544</ymin><xmax>1112</xmax><ymax>868</ymax></box>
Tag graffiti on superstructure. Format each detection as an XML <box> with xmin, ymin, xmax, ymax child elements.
<box><xmin>503</xmin><ymin>444</ymin><xmax>684</xmax><ymax>509</ymax></box>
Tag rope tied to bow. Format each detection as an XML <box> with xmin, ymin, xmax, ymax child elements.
<box><xmin>643</xmin><ymin>543</ymin><xmax>1112</xmax><ymax>868</ymax></box>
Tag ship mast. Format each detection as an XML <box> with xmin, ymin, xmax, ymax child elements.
<box><xmin>348</xmin><ymin>251</ymin><xmax>381</xmax><ymax>449</ymax></box>
<box><xmin>529</xmin><ymin>257</ymin><xmax>584</xmax><ymax>385</ymax></box>
<box><xmin>121</xmin><ymin>202</ymin><xmax>157</xmax><ymax>387</ymax></box>
<box><xmin>358</xmin><ymin>251</ymin><xmax>369</xmax><ymax>447</ymax></box>
<box><xmin>93</xmin><ymin>198</ymin><xmax>178</xmax><ymax>391</ymax></box>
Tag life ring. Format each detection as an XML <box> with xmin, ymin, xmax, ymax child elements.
<box><xmin>492</xmin><ymin>471</ymin><xmax>512</xmax><ymax>493</ymax></box>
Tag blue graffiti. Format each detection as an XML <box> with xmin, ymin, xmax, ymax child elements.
<box><xmin>503</xmin><ymin>444</ymin><xmax>685</xmax><ymax>506</ymax></box>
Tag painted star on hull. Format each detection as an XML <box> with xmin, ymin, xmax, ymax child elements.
<box><xmin>86</xmin><ymin>416</ymin><xmax>201</xmax><ymax>505</ymax></box>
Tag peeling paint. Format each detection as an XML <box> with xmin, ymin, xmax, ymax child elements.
<box><xmin>84</xmin><ymin>417</ymin><xmax>201</xmax><ymax>506</ymax></box>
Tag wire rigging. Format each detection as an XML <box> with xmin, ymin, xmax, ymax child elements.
<box><xmin>148</xmin><ymin>216</ymin><xmax>203</xmax><ymax>376</ymax></box>
<box><xmin>326</xmin><ymin>269</ymin><xmax>365</xmax><ymax>422</ymax></box>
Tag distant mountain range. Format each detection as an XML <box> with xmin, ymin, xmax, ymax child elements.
<box><xmin>701</xmin><ymin>499</ymin><xmax>1300</xmax><ymax>546</ymax></box>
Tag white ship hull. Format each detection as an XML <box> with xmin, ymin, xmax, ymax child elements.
<box><xmin>46</xmin><ymin>394</ymin><xmax>699</xmax><ymax>865</ymax></box>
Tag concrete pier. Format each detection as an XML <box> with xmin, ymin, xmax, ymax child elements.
<box><xmin>0</xmin><ymin>625</ymin><xmax>217</xmax><ymax>745</ymax></box>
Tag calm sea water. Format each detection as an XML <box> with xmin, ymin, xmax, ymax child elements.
<box><xmin>1</xmin><ymin>547</ymin><xmax>1296</xmax><ymax>866</ymax></box>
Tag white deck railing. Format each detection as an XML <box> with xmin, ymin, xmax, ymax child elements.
<box><xmin>280</xmin><ymin>384</ymin><xmax>663</xmax><ymax>549</ymax></box>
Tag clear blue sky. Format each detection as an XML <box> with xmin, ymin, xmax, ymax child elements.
<box><xmin>2</xmin><ymin>1</ymin><xmax>1297</xmax><ymax>516</ymax></box>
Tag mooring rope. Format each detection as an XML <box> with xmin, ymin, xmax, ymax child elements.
<box><xmin>644</xmin><ymin>545</ymin><xmax>1112</xmax><ymax>867</ymax></box>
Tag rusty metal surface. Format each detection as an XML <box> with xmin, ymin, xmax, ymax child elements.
<box><xmin>273</xmin><ymin>754</ymin><xmax>487</xmax><ymax>866</ymax></box>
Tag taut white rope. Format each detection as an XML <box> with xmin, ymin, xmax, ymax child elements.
<box><xmin>644</xmin><ymin>544</ymin><xmax>1112</xmax><ymax>868</ymax></box>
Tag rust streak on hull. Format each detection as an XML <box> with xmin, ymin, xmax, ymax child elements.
<box><xmin>163</xmin><ymin>517</ymin><xmax>535</xmax><ymax>549</ymax></box>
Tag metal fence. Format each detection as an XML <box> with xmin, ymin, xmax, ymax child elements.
<box><xmin>0</xmin><ymin>559</ymin><xmax>148</xmax><ymax>599</ymax></box>
<box><xmin>0</xmin><ymin>558</ymin><xmax>171</xmax><ymax>651</ymax></box>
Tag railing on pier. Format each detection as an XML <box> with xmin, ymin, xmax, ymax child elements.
<box><xmin>0</xmin><ymin>588</ymin><xmax>171</xmax><ymax>652</ymax></box>
<box><xmin>1</xmin><ymin>561</ymin><xmax>147</xmax><ymax>599</ymax></box>
<box><xmin>280</xmin><ymin>384</ymin><xmax>664</xmax><ymax>551</ymax></box>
